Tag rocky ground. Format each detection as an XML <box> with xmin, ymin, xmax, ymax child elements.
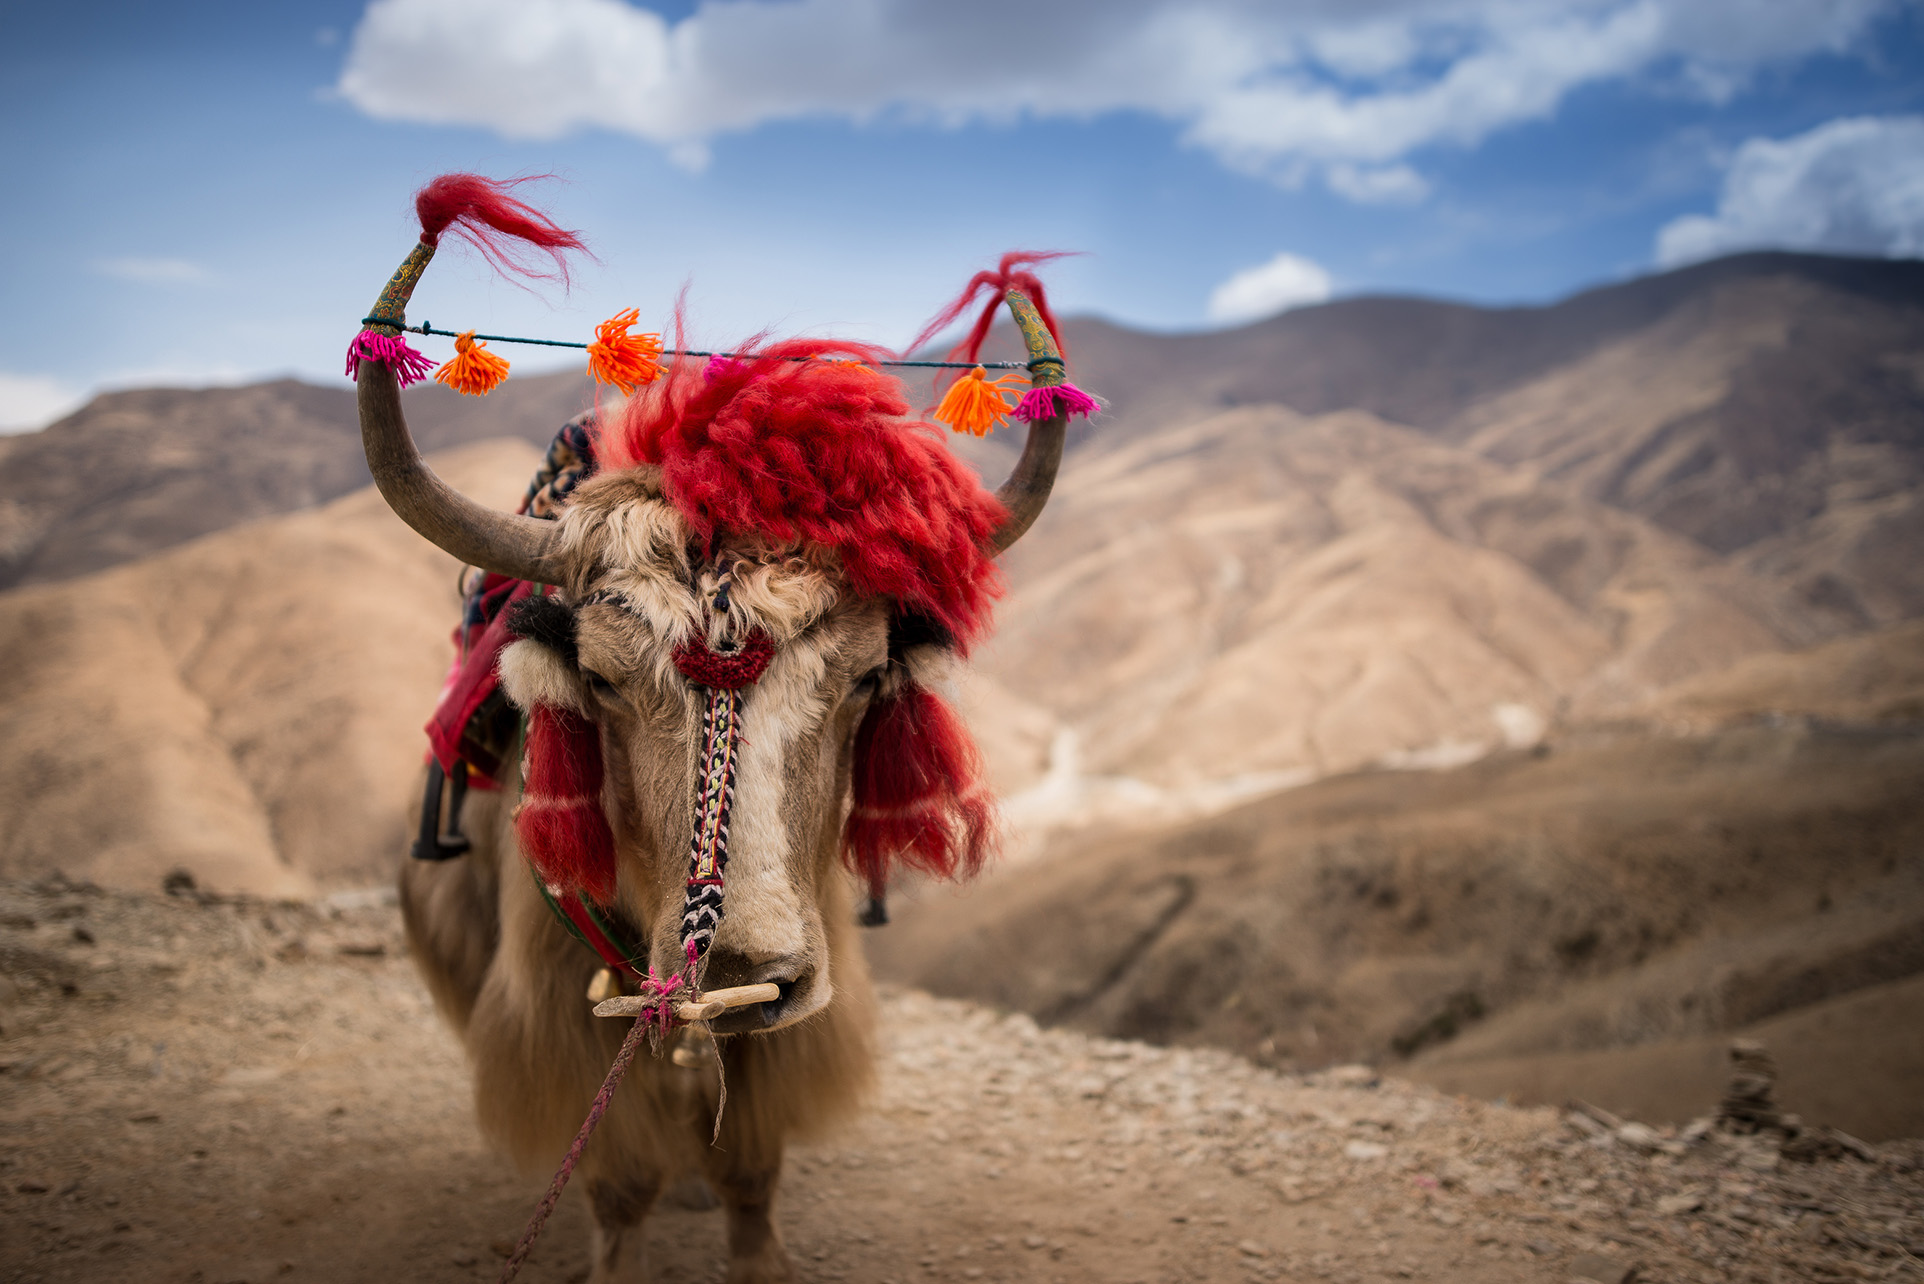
<box><xmin>2</xmin><ymin>875</ymin><xmax>1920</xmax><ymax>1284</ymax></box>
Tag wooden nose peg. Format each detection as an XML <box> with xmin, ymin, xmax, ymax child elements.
<box><xmin>592</xmin><ymin>982</ymin><xmax>781</xmax><ymax>1025</ymax></box>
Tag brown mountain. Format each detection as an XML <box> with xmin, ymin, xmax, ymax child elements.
<box><xmin>967</xmin><ymin>401</ymin><xmax>1827</xmax><ymax>845</ymax></box>
<box><xmin>963</xmin><ymin>251</ymin><xmax>1924</xmax><ymax>630</ymax></box>
<box><xmin>9</xmin><ymin>251</ymin><xmax>1919</xmax><ymax>613</ymax></box>
<box><xmin>0</xmin><ymin>439</ymin><xmax>539</xmax><ymax>895</ymax></box>
<box><xmin>0</xmin><ymin>371</ymin><xmax>599</xmax><ymax>591</ymax></box>
<box><xmin>873</xmin><ymin>622</ymin><xmax>1924</xmax><ymax>1136</ymax></box>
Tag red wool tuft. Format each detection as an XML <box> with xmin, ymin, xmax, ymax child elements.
<box><xmin>672</xmin><ymin>630</ymin><xmax>775</xmax><ymax>690</ymax></box>
<box><xmin>842</xmin><ymin>682</ymin><xmax>995</xmax><ymax>896</ymax></box>
<box><xmin>412</xmin><ymin>173</ymin><xmax>588</xmax><ymax>286</ymax></box>
<box><xmin>602</xmin><ymin>336</ymin><xmax>1008</xmax><ymax>650</ymax></box>
<box><xmin>906</xmin><ymin>250</ymin><xmax>1075</xmax><ymax>370</ymax></box>
<box><xmin>515</xmin><ymin>704</ymin><xmax>616</xmax><ymax>902</ymax></box>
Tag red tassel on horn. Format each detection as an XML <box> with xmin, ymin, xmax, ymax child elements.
<box><xmin>412</xmin><ymin>173</ymin><xmax>589</xmax><ymax>284</ymax></box>
<box><xmin>906</xmin><ymin>251</ymin><xmax>1074</xmax><ymax>368</ymax></box>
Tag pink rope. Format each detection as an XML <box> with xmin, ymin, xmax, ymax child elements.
<box><xmin>494</xmin><ymin>958</ymin><xmax>690</xmax><ymax>1283</ymax></box>
<box><xmin>495</xmin><ymin>1015</ymin><xmax>650</xmax><ymax>1282</ymax></box>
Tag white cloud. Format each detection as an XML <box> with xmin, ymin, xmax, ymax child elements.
<box><xmin>1656</xmin><ymin>114</ymin><xmax>1924</xmax><ymax>266</ymax></box>
<box><xmin>1206</xmin><ymin>252</ymin><xmax>1333</xmax><ymax>324</ymax></box>
<box><xmin>1326</xmin><ymin>162</ymin><xmax>1430</xmax><ymax>204</ymax></box>
<box><xmin>337</xmin><ymin>0</ymin><xmax>1901</xmax><ymax>202</ymax></box>
<box><xmin>93</xmin><ymin>257</ymin><xmax>209</xmax><ymax>285</ymax></box>
<box><xmin>0</xmin><ymin>373</ymin><xmax>87</xmax><ymax>434</ymax></box>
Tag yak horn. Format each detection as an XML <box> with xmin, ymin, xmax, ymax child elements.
<box><xmin>358</xmin><ymin>359</ymin><xmax>564</xmax><ymax>584</ymax></box>
<box><xmin>991</xmin><ymin>288</ymin><xmax>1070</xmax><ymax>554</ymax></box>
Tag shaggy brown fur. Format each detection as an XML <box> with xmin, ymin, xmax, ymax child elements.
<box><xmin>402</xmin><ymin>466</ymin><xmax>886</xmax><ymax>1284</ymax></box>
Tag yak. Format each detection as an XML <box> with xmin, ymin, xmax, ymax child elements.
<box><xmin>348</xmin><ymin>178</ymin><xmax>1076</xmax><ymax>1284</ymax></box>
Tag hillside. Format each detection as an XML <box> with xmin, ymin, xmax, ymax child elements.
<box><xmin>871</xmin><ymin>662</ymin><xmax>1924</xmax><ymax>1138</ymax></box>
<box><xmin>966</xmin><ymin>252</ymin><xmax>1924</xmax><ymax>633</ymax></box>
<box><xmin>971</xmin><ymin>403</ymin><xmax>1826</xmax><ymax>838</ymax></box>
<box><xmin>2</xmin><ymin>254</ymin><xmax>1919</xmax><ymax>891</ymax></box>
<box><xmin>0</xmin><ymin>372</ymin><xmax>596</xmax><ymax>591</ymax></box>
<box><xmin>0</xmin><ymin>439</ymin><xmax>539</xmax><ymax>895</ymax></box>
<box><xmin>9</xmin><ymin>251</ymin><xmax>1920</xmax><ymax>625</ymax></box>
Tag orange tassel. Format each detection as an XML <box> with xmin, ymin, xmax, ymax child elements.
<box><xmin>587</xmin><ymin>307</ymin><xmax>664</xmax><ymax>394</ymax></box>
<box><xmin>434</xmin><ymin>331</ymin><xmax>510</xmax><ymax>397</ymax></box>
<box><xmin>933</xmin><ymin>365</ymin><xmax>1024</xmax><ymax>436</ymax></box>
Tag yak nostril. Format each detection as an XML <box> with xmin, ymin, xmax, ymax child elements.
<box><xmin>701</xmin><ymin>967</ymin><xmax>812</xmax><ymax>1034</ymax></box>
<box><xmin>698</xmin><ymin>950</ymin><xmax>801</xmax><ymax>987</ymax></box>
<box><xmin>759</xmin><ymin>979</ymin><xmax>797</xmax><ymax>1027</ymax></box>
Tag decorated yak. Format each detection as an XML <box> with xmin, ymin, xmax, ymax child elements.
<box><xmin>343</xmin><ymin>176</ymin><xmax>1093</xmax><ymax>1283</ymax></box>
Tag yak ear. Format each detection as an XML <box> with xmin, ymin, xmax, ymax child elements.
<box><xmin>498</xmin><ymin>637</ymin><xmax>588</xmax><ymax>715</ymax></box>
<box><xmin>499</xmin><ymin>594</ymin><xmax>588</xmax><ymax>714</ymax></box>
<box><xmin>507</xmin><ymin>594</ymin><xmax>578</xmax><ymax>661</ymax></box>
<box><xmin>886</xmin><ymin>606</ymin><xmax>956</xmax><ymax>694</ymax></box>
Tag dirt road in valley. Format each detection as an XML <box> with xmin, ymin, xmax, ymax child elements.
<box><xmin>3</xmin><ymin>878</ymin><xmax>1919</xmax><ymax>1284</ymax></box>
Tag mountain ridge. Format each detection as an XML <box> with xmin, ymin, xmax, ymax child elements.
<box><xmin>7</xmin><ymin>250</ymin><xmax>1918</xmax><ymax>598</ymax></box>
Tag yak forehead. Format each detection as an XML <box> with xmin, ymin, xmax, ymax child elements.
<box><xmin>549</xmin><ymin>466</ymin><xmax>880</xmax><ymax>703</ymax></box>
<box><xmin>555</xmin><ymin>466</ymin><xmax>846</xmax><ymax>651</ymax></box>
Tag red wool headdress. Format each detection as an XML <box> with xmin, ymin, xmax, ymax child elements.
<box><xmin>601</xmin><ymin>336</ymin><xmax>1008</xmax><ymax>652</ymax></box>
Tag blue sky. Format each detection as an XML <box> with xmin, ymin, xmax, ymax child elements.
<box><xmin>2</xmin><ymin>0</ymin><xmax>1922</xmax><ymax>430</ymax></box>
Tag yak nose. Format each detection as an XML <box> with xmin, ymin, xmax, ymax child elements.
<box><xmin>698</xmin><ymin>949</ymin><xmax>810</xmax><ymax>1033</ymax></box>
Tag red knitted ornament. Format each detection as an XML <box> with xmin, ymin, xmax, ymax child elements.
<box><xmin>842</xmin><ymin>681</ymin><xmax>994</xmax><ymax>897</ymax></box>
<box><xmin>672</xmin><ymin>630</ymin><xmax>775</xmax><ymax>690</ymax></box>
<box><xmin>515</xmin><ymin>704</ymin><xmax>616</xmax><ymax>902</ymax></box>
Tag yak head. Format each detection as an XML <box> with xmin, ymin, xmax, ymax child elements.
<box><xmin>358</xmin><ymin>340</ymin><xmax>1066</xmax><ymax>1034</ymax></box>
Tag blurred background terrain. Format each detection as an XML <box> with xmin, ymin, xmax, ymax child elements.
<box><xmin>2</xmin><ymin>246</ymin><xmax>1919</xmax><ymax>1140</ymax></box>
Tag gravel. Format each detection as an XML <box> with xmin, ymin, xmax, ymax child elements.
<box><xmin>2</xmin><ymin>874</ymin><xmax>1920</xmax><ymax>1283</ymax></box>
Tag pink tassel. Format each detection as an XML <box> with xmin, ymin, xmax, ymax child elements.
<box><xmin>703</xmin><ymin>354</ymin><xmax>745</xmax><ymax>382</ymax></box>
<box><xmin>345</xmin><ymin>327</ymin><xmax>435</xmax><ymax>387</ymax></box>
<box><xmin>1014</xmin><ymin>382</ymin><xmax>1100</xmax><ymax>422</ymax></box>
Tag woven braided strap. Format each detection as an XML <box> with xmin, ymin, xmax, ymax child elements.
<box><xmin>671</xmin><ymin>626</ymin><xmax>774</xmax><ymax>968</ymax></box>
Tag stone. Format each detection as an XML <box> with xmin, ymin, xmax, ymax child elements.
<box><xmin>1567</xmin><ymin>1251</ymin><xmax>1634</xmax><ymax>1283</ymax></box>
<box><xmin>1656</xmin><ymin>1192</ymin><xmax>1704</xmax><ymax>1216</ymax></box>
<box><xmin>1718</xmin><ymin>1040</ymin><xmax>1783</xmax><ymax>1134</ymax></box>
<box><xmin>1615</xmin><ymin>1122</ymin><xmax>1663</xmax><ymax>1151</ymax></box>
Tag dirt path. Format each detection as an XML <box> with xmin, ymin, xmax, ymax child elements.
<box><xmin>3</xmin><ymin>877</ymin><xmax>1920</xmax><ymax>1284</ymax></box>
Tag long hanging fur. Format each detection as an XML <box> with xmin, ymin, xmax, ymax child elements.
<box><xmin>842</xmin><ymin>681</ymin><xmax>993</xmax><ymax>897</ymax></box>
<box><xmin>514</xmin><ymin>705</ymin><xmax>616</xmax><ymax>902</ymax></box>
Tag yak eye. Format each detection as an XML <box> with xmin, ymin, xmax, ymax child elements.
<box><xmin>581</xmin><ymin>668</ymin><xmax>620</xmax><ymax>698</ymax></box>
<box><xmin>851</xmin><ymin>667</ymin><xmax>884</xmax><ymax>699</ymax></box>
